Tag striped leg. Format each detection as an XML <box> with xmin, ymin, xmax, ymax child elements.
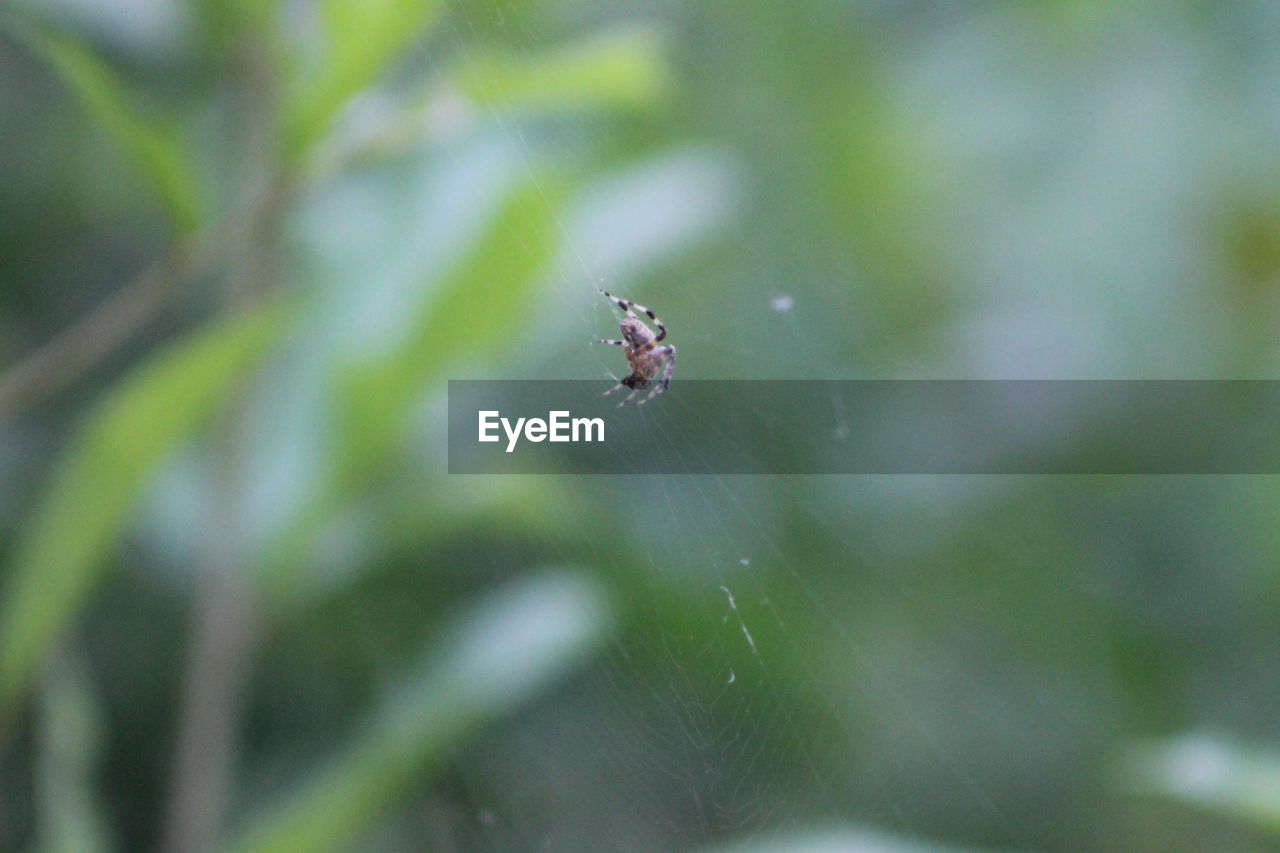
<box><xmin>604</xmin><ymin>381</ymin><xmax>642</xmax><ymax>407</ymax></box>
<box><xmin>601</xmin><ymin>290</ymin><xmax>667</xmax><ymax>342</ymax></box>
<box><xmin>638</xmin><ymin>347</ymin><xmax>676</xmax><ymax>405</ymax></box>
<box><xmin>658</xmin><ymin>346</ymin><xmax>676</xmax><ymax>389</ymax></box>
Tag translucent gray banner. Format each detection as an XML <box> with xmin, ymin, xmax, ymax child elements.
<box><xmin>447</xmin><ymin>380</ymin><xmax>1280</xmax><ymax>474</ymax></box>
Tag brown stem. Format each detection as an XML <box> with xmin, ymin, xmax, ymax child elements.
<box><xmin>0</xmin><ymin>238</ymin><xmax>208</xmax><ymax>421</ymax></box>
<box><xmin>160</xmin><ymin>32</ymin><xmax>285</xmax><ymax>853</ymax></box>
<box><xmin>158</xmin><ymin>400</ymin><xmax>260</xmax><ymax>853</ymax></box>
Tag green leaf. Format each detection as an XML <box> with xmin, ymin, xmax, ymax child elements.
<box><xmin>288</xmin><ymin>0</ymin><xmax>445</xmax><ymax>158</ymax></box>
<box><xmin>224</xmin><ymin>569</ymin><xmax>612</xmax><ymax>853</ymax></box>
<box><xmin>21</xmin><ymin>23</ymin><xmax>204</xmax><ymax>231</ymax></box>
<box><xmin>0</xmin><ymin>306</ymin><xmax>283</xmax><ymax>722</ymax></box>
<box><xmin>454</xmin><ymin>24</ymin><xmax>669</xmax><ymax>113</ymax></box>
<box><xmin>701</xmin><ymin>826</ymin><xmax>1020</xmax><ymax>853</ymax></box>
<box><xmin>333</xmin><ymin>174</ymin><xmax>564</xmax><ymax>483</ymax></box>
<box><xmin>1120</xmin><ymin>733</ymin><xmax>1280</xmax><ymax>835</ymax></box>
<box><xmin>33</xmin><ymin>650</ymin><xmax>111</xmax><ymax>853</ymax></box>
<box><xmin>260</xmin><ymin>174</ymin><xmax>564</xmax><ymax>602</ymax></box>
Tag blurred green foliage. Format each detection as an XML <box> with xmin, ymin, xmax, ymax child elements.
<box><xmin>227</xmin><ymin>571</ymin><xmax>610</xmax><ymax>853</ymax></box>
<box><xmin>0</xmin><ymin>305</ymin><xmax>280</xmax><ymax>717</ymax></box>
<box><xmin>18</xmin><ymin>23</ymin><xmax>203</xmax><ymax>231</ymax></box>
<box><xmin>287</xmin><ymin>0</ymin><xmax>444</xmax><ymax>158</ymax></box>
<box><xmin>3</xmin><ymin>2</ymin><xmax>1280</xmax><ymax>852</ymax></box>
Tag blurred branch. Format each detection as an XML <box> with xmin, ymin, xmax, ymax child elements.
<box><xmin>0</xmin><ymin>237</ymin><xmax>210</xmax><ymax>421</ymax></box>
<box><xmin>159</xmin><ymin>403</ymin><xmax>261</xmax><ymax>853</ymax></box>
<box><xmin>160</xmin><ymin>35</ymin><xmax>287</xmax><ymax>853</ymax></box>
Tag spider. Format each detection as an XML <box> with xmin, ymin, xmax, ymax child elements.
<box><xmin>595</xmin><ymin>290</ymin><xmax>677</xmax><ymax>406</ymax></box>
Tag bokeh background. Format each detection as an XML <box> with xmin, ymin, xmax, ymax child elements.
<box><xmin>4</xmin><ymin>1</ymin><xmax>1280</xmax><ymax>851</ymax></box>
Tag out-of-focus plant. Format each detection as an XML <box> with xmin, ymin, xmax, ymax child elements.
<box><xmin>0</xmin><ymin>307</ymin><xmax>281</xmax><ymax>718</ymax></box>
<box><xmin>226</xmin><ymin>570</ymin><xmax>611</xmax><ymax>853</ymax></box>
<box><xmin>700</xmin><ymin>825</ymin><xmax>1021</xmax><ymax>853</ymax></box>
<box><xmin>1121</xmin><ymin>733</ymin><xmax>1280</xmax><ymax>837</ymax></box>
<box><xmin>0</xmin><ymin>4</ymin><xmax>671</xmax><ymax>850</ymax></box>
<box><xmin>9</xmin><ymin>2</ymin><xmax>1277</xmax><ymax>852</ymax></box>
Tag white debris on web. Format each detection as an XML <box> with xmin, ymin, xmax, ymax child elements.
<box><xmin>770</xmin><ymin>294</ymin><xmax>795</xmax><ymax>313</ymax></box>
<box><xmin>722</xmin><ymin>585</ymin><xmax>759</xmax><ymax>655</ymax></box>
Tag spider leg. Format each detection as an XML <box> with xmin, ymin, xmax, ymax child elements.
<box><xmin>605</xmin><ymin>380</ymin><xmax>643</xmax><ymax>406</ymax></box>
<box><xmin>595</xmin><ymin>339</ymin><xmax>624</xmax><ymax>346</ymax></box>
<box><xmin>601</xmin><ymin>290</ymin><xmax>668</xmax><ymax>342</ymax></box>
<box><xmin>638</xmin><ymin>347</ymin><xmax>676</xmax><ymax>405</ymax></box>
<box><xmin>659</xmin><ymin>346</ymin><xmax>676</xmax><ymax>389</ymax></box>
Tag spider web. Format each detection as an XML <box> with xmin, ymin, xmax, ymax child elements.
<box><xmin>412</xmin><ymin>3</ymin><xmax>1278</xmax><ymax>852</ymax></box>
<box><xmin>415</xmin><ymin>15</ymin><xmax>1040</xmax><ymax>853</ymax></box>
